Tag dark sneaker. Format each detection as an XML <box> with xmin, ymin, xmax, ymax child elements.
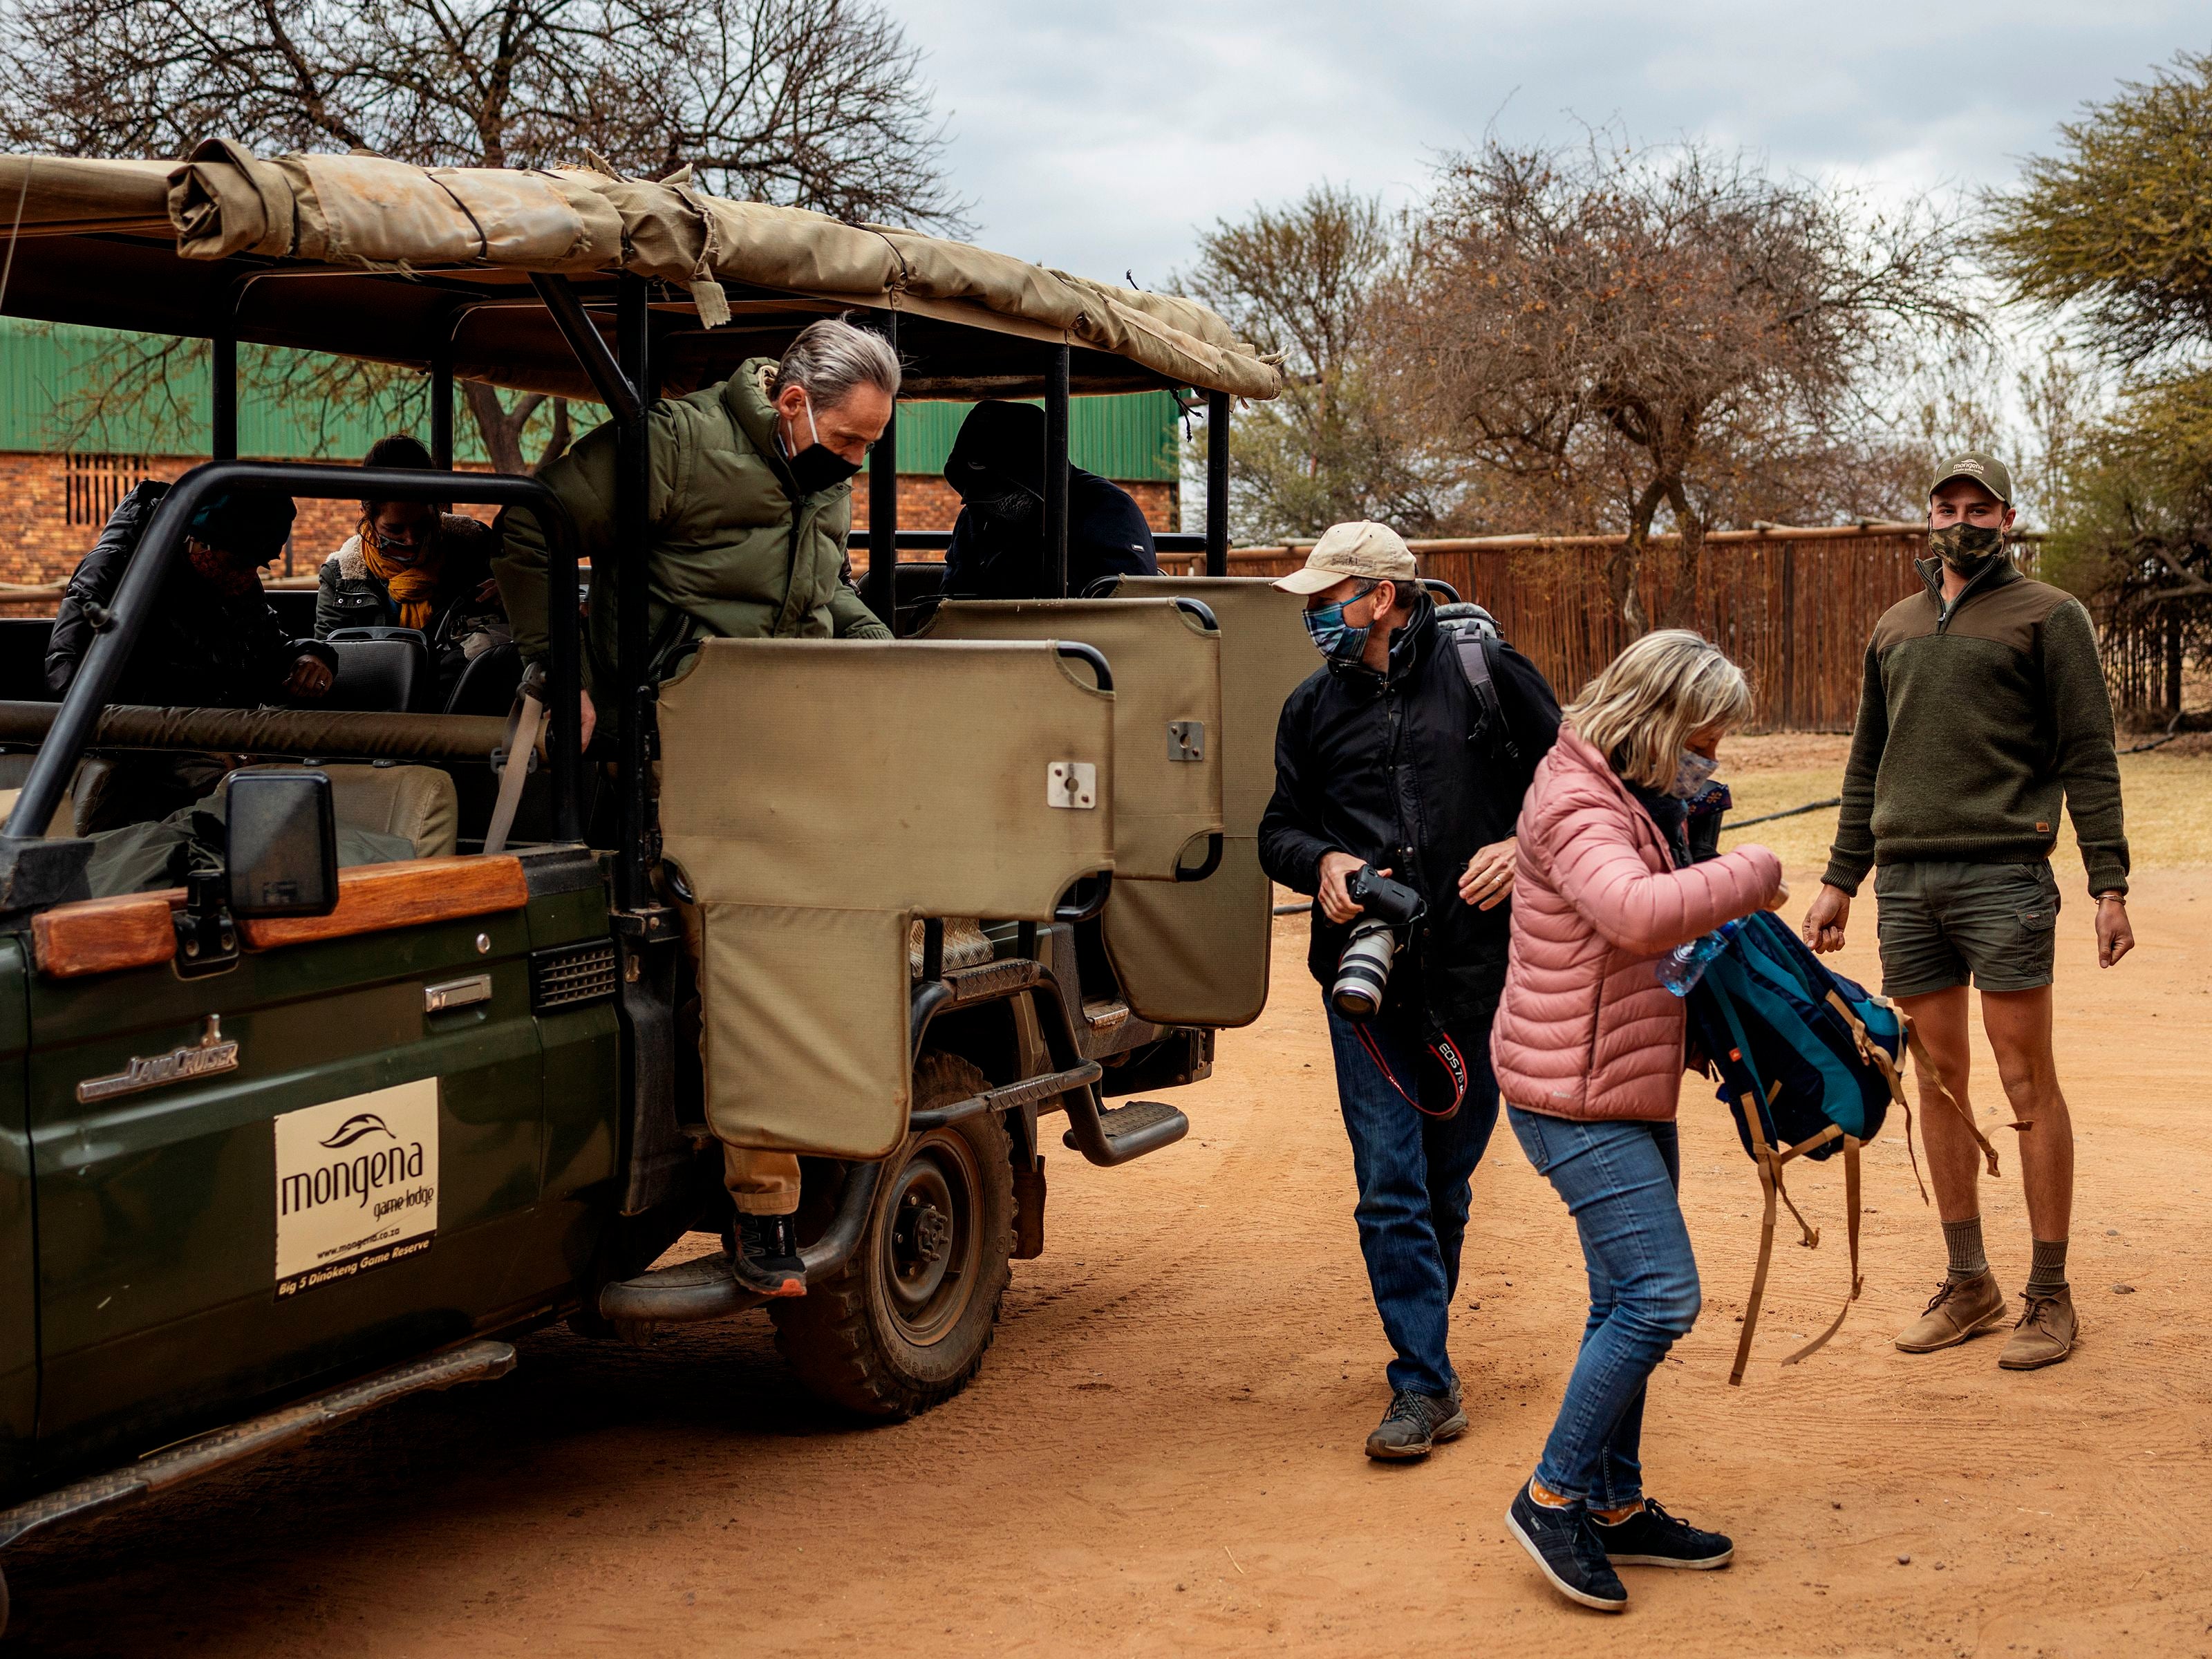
<box><xmin>733</xmin><ymin>1212</ymin><xmax>807</xmax><ymax>1298</ymax></box>
<box><xmin>1998</xmin><ymin>1285</ymin><xmax>2079</xmax><ymax>1370</ymax></box>
<box><xmin>1363</xmin><ymin>1389</ymin><xmax>1468</xmax><ymax>1461</ymax></box>
<box><xmin>1590</xmin><ymin>1498</ymin><xmax>1735</xmax><ymax>1569</ymax></box>
<box><xmin>1506</xmin><ymin>1482</ymin><xmax>1627</xmax><ymax>1612</ymax></box>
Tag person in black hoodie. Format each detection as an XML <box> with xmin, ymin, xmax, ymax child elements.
<box><xmin>47</xmin><ymin>481</ymin><xmax>335</xmax><ymax>832</ymax></box>
<box><xmin>939</xmin><ymin>400</ymin><xmax>1159</xmax><ymax>599</ymax></box>
<box><xmin>1259</xmin><ymin>521</ymin><xmax>1561</xmax><ymax>1462</ymax></box>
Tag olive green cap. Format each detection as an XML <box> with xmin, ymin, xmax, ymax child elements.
<box><xmin>1929</xmin><ymin>451</ymin><xmax>2014</xmax><ymax>507</ymax></box>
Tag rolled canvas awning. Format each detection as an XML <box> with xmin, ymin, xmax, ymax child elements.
<box><xmin>0</xmin><ymin>143</ymin><xmax>1284</xmax><ymax>403</ymax></box>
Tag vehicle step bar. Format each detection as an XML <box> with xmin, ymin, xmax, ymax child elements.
<box><xmin>1058</xmin><ymin>1091</ymin><xmax>1190</xmax><ymax>1168</ymax></box>
<box><xmin>597</xmin><ymin>1158</ymin><xmax>885</xmax><ymax>1331</ymax></box>
<box><xmin>0</xmin><ymin>1340</ymin><xmax>516</xmax><ymax>1557</ymax></box>
<box><xmin>908</xmin><ymin>1061</ymin><xmax>1103</xmax><ymax>1131</ymax></box>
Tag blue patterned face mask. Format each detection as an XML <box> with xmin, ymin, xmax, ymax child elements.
<box><xmin>1668</xmin><ymin>749</ymin><xmax>1721</xmax><ymax>800</ymax></box>
<box><xmin>1302</xmin><ymin>582</ymin><xmax>1380</xmax><ymax>663</ymax></box>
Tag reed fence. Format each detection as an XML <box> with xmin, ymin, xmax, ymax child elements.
<box><xmin>1173</xmin><ymin>524</ymin><xmax>2063</xmax><ymax>733</ymax></box>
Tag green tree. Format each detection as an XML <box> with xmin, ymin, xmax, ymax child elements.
<box><xmin>1989</xmin><ymin>49</ymin><xmax>2212</xmax><ymax>718</ymax></box>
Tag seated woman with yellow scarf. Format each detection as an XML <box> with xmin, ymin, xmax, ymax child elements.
<box><xmin>315</xmin><ymin>435</ymin><xmax>507</xmax><ymax>695</ymax></box>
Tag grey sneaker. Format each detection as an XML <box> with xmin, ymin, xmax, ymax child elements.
<box><xmin>1363</xmin><ymin>1389</ymin><xmax>1468</xmax><ymax>1461</ymax></box>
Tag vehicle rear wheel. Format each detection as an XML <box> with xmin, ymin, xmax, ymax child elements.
<box><xmin>772</xmin><ymin>1051</ymin><xmax>1013</xmax><ymax>1419</ymax></box>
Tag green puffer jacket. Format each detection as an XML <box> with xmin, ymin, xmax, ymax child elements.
<box><xmin>495</xmin><ymin>357</ymin><xmax>890</xmax><ymax>683</ymax></box>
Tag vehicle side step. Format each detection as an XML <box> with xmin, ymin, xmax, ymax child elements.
<box><xmin>1061</xmin><ymin>1096</ymin><xmax>1189</xmax><ymax>1167</ymax></box>
<box><xmin>597</xmin><ymin>1158</ymin><xmax>885</xmax><ymax>1333</ymax></box>
<box><xmin>0</xmin><ymin>1340</ymin><xmax>516</xmax><ymax>1554</ymax></box>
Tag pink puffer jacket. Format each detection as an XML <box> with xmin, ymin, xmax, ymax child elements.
<box><xmin>1491</xmin><ymin>725</ymin><xmax>1784</xmax><ymax>1122</ymax></box>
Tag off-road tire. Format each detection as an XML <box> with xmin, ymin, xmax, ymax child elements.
<box><xmin>771</xmin><ymin>1051</ymin><xmax>1013</xmax><ymax>1418</ymax></box>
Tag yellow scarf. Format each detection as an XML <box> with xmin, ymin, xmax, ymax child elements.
<box><xmin>362</xmin><ymin>521</ymin><xmax>445</xmax><ymax>630</ymax></box>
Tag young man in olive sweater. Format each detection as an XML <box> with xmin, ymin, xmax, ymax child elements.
<box><xmin>1802</xmin><ymin>452</ymin><xmax>2133</xmax><ymax>1371</ymax></box>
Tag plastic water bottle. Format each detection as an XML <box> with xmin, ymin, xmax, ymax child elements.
<box><xmin>1658</xmin><ymin>919</ymin><xmax>1741</xmax><ymax>997</ymax></box>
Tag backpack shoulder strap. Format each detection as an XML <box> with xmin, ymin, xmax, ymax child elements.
<box><xmin>1447</xmin><ymin>628</ymin><xmax>1519</xmax><ymax>763</ymax></box>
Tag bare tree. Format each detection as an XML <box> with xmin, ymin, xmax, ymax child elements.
<box><xmin>1</xmin><ymin>0</ymin><xmax>962</xmax><ymax>469</ymax></box>
<box><xmin>1401</xmin><ymin>136</ymin><xmax>1981</xmax><ymax>630</ymax></box>
<box><xmin>1173</xmin><ymin>186</ymin><xmax>1446</xmax><ymax>540</ymax></box>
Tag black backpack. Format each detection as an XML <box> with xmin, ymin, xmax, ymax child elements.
<box><xmin>1434</xmin><ymin>601</ymin><xmax>1518</xmax><ymax>762</ymax></box>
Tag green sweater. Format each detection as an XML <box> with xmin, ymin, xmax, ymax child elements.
<box><xmin>494</xmin><ymin>357</ymin><xmax>890</xmax><ymax>685</ymax></box>
<box><xmin>1823</xmin><ymin>557</ymin><xmax>2128</xmax><ymax>897</ymax></box>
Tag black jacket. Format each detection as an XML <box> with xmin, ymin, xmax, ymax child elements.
<box><xmin>1258</xmin><ymin>596</ymin><xmax>1562</xmax><ymax>1032</ymax></box>
<box><xmin>941</xmin><ymin>468</ymin><xmax>1158</xmax><ymax>599</ymax></box>
<box><xmin>46</xmin><ymin>481</ymin><xmax>332</xmax><ymax>707</ymax></box>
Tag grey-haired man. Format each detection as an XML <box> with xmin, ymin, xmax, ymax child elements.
<box><xmin>498</xmin><ymin>317</ymin><xmax>899</xmax><ymax>1297</ymax></box>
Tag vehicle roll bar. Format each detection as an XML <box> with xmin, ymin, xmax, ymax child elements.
<box><xmin>0</xmin><ymin>702</ymin><xmax>507</xmax><ymax>762</ymax></box>
<box><xmin>0</xmin><ymin>460</ymin><xmax>585</xmax><ymax>847</ymax></box>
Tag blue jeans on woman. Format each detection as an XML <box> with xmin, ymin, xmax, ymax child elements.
<box><xmin>1508</xmin><ymin>1107</ymin><xmax>1700</xmax><ymax>1507</ymax></box>
<box><xmin>1325</xmin><ymin>1003</ymin><xmax>1500</xmax><ymax>1400</ymax></box>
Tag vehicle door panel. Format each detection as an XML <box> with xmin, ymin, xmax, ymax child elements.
<box><xmin>28</xmin><ymin>897</ymin><xmax>547</xmax><ymax>1463</ymax></box>
<box><xmin>0</xmin><ymin>939</ymin><xmax>33</xmax><ymax>1497</ymax></box>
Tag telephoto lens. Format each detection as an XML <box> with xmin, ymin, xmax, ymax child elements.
<box><xmin>1331</xmin><ymin>917</ymin><xmax>1398</xmax><ymax>1020</ymax></box>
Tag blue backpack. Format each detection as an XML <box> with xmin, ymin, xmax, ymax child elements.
<box><xmin>1682</xmin><ymin>910</ymin><xmax>2001</xmax><ymax>1385</ymax></box>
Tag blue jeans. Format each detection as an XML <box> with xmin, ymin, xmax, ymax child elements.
<box><xmin>1508</xmin><ymin>1108</ymin><xmax>1700</xmax><ymax>1507</ymax></box>
<box><xmin>1325</xmin><ymin>1003</ymin><xmax>1501</xmax><ymax>1399</ymax></box>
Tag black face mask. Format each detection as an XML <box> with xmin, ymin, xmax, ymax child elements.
<box><xmin>973</xmin><ymin>485</ymin><xmax>1040</xmax><ymax>527</ymax></box>
<box><xmin>780</xmin><ymin>396</ymin><xmax>862</xmax><ymax>496</ymax></box>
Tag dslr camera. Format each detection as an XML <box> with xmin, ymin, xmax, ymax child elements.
<box><xmin>1329</xmin><ymin>865</ymin><xmax>1427</xmax><ymax>1022</ymax></box>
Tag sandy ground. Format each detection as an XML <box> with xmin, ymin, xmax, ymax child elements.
<box><xmin>7</xmin><ymin>846</ymin><xmax>2211</xmax><ymax>1653</ymax></box>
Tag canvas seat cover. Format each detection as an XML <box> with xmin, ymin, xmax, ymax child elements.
<box><xmin>656</xmin><ymin>638</ymin><xmax>1114</xmax><ymax>1159</ymax></box>
<box><xmin>914</xmin><ymin>600</ymin><xmax>1222</xmax><ymax>882</ymax></box>
<box><xmin>1090</xmin><ymin>579</ymin><xmax>1315</xmax><ymax>1028</ymax></box>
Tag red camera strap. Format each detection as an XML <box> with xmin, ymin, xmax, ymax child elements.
<box><xmin>1353</xmin><ymin>1024</ymin><xmax>1470</xmax><ymax>1121</ymax></box>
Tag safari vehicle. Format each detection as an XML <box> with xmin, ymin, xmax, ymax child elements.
<box><xmin>0</xmin><ymin>145</ymin><xmax>1313</xmax><ymax>1628</ymax></box>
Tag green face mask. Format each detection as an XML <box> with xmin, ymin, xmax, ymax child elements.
<box><xmin>1931</xmin><ymin>521</ymin><xmax>2005</xmax><ymax>578</ymax></box>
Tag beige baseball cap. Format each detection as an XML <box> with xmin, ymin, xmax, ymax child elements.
<box><xmin>1271</xmin><ymin>520</ymin><xmax>1420</xmax><ymax>596</ymax></box>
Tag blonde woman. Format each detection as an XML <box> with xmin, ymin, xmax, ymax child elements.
<box><xmin>1490</xmin><ymin>630</ymin><xmax>1787</xmax><ymax>1612</ymax></box>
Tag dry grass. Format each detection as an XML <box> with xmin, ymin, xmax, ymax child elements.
<box><xmin>1716</xmin><ymin>732</ymin><xmax>2212</xmax><ymax>883</ymax></box>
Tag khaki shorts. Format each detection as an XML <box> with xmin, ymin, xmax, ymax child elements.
<box><xmin>1873</xmin><ymin>859</ymin><xmax>2061</xmax><ymax>999</ymax></box>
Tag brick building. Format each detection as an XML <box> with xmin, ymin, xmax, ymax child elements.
<box><xmin>0</xmin><ymin>319</ymin><xmax>1181</xmax><ymax>590</ymax></box>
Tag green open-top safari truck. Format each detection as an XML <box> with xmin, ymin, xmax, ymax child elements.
<box><xmin>0</xmin><ymin>143</ymin><xmax>1314</xmax><ymax>1630</ymax></box>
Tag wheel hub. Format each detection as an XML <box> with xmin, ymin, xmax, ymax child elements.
<box><xmin>877</xmin><ymin>1134</ymin><xmax>980</xmax><ymax>1344</ymax></box>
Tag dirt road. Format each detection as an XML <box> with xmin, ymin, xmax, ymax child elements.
<box><xmin>9</xmin><ymin>871</ymin><xmax>2211</xmax><ymax>1655</ymax></box>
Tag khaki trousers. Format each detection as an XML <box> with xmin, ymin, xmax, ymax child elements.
<box><xmin>664</xmin><ymin>865</ymin><xmax>803</xmax><ymax>1218</ymax></box>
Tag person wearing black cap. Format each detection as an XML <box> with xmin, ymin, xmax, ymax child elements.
<box><xmin>1803</xmin><ymin>451</ymin><xmax>2131</xmax><ymax>1372</ymax></box>
<box><xmin>47</xmin><ymin>480</ymin><xmax>336</xmax><ymax>831</ymax></box>
<box><xmin>939</xmin><ymin>400</ymin><xmax>1159</xmax><ymax>599</ymax></box>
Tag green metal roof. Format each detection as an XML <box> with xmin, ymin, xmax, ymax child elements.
<box><xmin>0</xmin><ymin>319</ymin><xmax>1181</xmax><ymax>480</ymax></box>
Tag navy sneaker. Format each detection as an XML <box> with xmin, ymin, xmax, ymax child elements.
<box><xmin>1591</xmin><ymin>1498</ymin><xmax>1735</xmax><ymax>1569</ymax></box>
<box><xmin>1364</xmin><ymin>1389</ymin><xmax>1469</xmax><ymax>1461</ymax></box>
<box><xmin>1506</xmin><ymin>1481</ymin><xmax>1627</xmax><ymax>1612</ymax></box>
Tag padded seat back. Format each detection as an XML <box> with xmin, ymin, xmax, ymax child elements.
<box><xmin>312</xmin><ymin>762</ymin><xmax>458</xmax><ymax>857</ymax></box>
<box><xmin>444</xmin><ymin>641</ymin><xmax>523</xmax><ymax>716</ymax></box>
<box><xmin>657</xmin><ymin>637</ymin><xmax>1116</xmax><ymax>1159</ymax></box>
<box><xmin>1089</xmin><ymin>577</ymin><xmax>1317</xmax><ymax>1028</ymax></box>
<box><xmin>324</xmin><ymin>635</ymin><xmax>432</xmax><ymax>713</ymax></box>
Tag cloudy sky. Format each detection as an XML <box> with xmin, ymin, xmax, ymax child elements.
<box><xmin>893</xmin><ymin>0</ymin><xmax>2205</xmax><ymax>286</ymax></box>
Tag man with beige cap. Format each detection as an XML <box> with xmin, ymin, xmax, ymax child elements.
<box><xmin>1260</xmin><ymin>521</ymin><xmax>1562</xmax><ymax>1459</ymax></box>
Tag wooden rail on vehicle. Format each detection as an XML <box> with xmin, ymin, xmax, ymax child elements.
<box><xmin>31</xmin><ymin>854</ymin><xmax>530</xmax><ymax>978</ymax></box>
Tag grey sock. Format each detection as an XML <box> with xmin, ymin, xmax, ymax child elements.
<box><xmin>2026</xmin><ymin>1237</ymin><xmax>2068</xmax><ymax>1294</ymax></box>
<box><xmin>1942</xmin><ymin>1215</ymin><xmax>1989</xmax><ymax>1282</ymax></box>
